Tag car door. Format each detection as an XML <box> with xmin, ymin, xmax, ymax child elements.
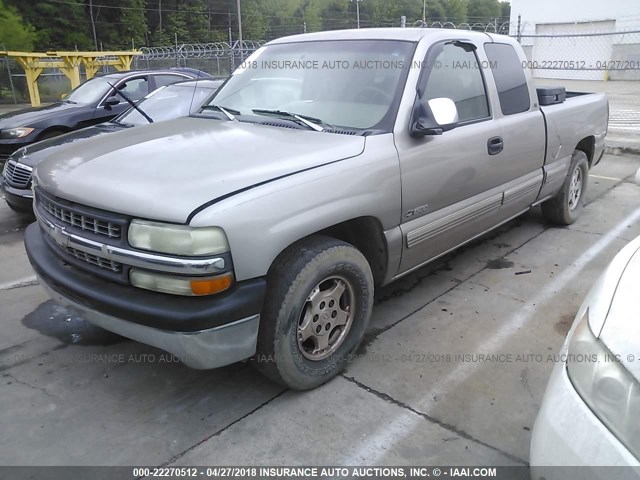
<box><xmin>93</xmin><ymin>75</ymin><xmax>150</xmax><ymax>123</ymax></box>
<box><xmin>395</xmin><ymin>40</ymin><xmax>511</xmax><ymax>274</ymax></box>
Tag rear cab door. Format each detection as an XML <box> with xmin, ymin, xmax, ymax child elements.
<box><xmin>482</xmin><ymin>39</ymin><xmax>546</xmax><ymax>219</ymax></box>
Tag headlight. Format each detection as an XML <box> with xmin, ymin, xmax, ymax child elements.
<box><xmin>128</xmin><ymin>220</ymin><xmax>229</xmax><ymax>256</ymax></box>
<box><xmin>567</xmin><ymin>310</ymin><xmax>640</xmax><ymax>459</ymax></box>
<box><xmin>130</xmin><ymin>269</ymin><xmax>234</xmax><ymax>296</ymax></box>
<box><xmin>0</xmin><ymin>127</ymin><xmax>35</xmax><ymax>139</ymax></box>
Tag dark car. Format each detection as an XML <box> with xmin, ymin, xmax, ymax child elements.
<box><xmin>0</xmin><ymin>68</ymin><xmax>213</xmax><ymax>161</ymax></box>
<box><xmin>1</xmin><ymin>78</ymin><xmax>224</xmax><ymax>213</ymax></box>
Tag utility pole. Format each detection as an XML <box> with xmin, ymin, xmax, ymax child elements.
<box><xmin>237</xmin><ymin>0</ymin><xmax>244</xmax><ymax>62</ymax></box>
<box><xmin>350</xmin><ymin>0</ymin><xmax>362</xmax><ymax>29</ymax></box>
<box><xmin>89</xmin><ymin>0</ymin><xmax>98</xmax><ymax>50</ymax></box>
<box><xmin>175</xmin><ymin>33</ymin><xmax>179</xmax><ymax>68</ymax></box>
<box><xmin>423</xmin><ymin>0</ymin><xmax>426</xmax><ymax>23</ymax></box>
<box><xmin>228</xmin><ymin>12</ymin><xmax>235</xmax><ymax>71</ymax></box>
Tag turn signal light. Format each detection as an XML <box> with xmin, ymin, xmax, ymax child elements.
<box><xmin>190</xmin><ymin>273</ymin><xmax>234</xmax><ymax>296</ymax></box>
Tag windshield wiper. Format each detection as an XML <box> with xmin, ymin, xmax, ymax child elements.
<box><xmin>252</xmin><ymin>109</ymin><xmax>329</xmax><ymax>132</ymax></box>
<box><xmin>201</xmin><ymin>104</ymin><xmax>240</xmax><ymax>121</ymax></box>
<box><xmin>107</xmin><ymin>82</ymin><xmax>153</xmax><ymax>124</ymax></box>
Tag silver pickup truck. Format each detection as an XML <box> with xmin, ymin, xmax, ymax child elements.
<box><xmin>24</xmin><ymin>28</ymin><xmax>608</xmax><ymax>390</ymax></box>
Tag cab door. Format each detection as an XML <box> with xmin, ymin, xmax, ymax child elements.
<box><xmin>394</xmin><ymin>40</ymin><xmax>511</xmax><ymax>274</ymax></box>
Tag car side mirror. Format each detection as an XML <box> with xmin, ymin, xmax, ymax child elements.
<box><xmin>410</xmin><ymin>97</ymin><xmax>459</xmax><ymax>137</ymax></box>
<box><xmin>104</xmin><ymin>96</ymin><xmax>120</xmax><ymax>109</ymax></box>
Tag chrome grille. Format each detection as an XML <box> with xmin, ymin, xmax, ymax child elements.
<box><xmin>4</xmin><ymin>160</ymin><xmax>32</xmax><ymax>188</ymax></box>
<box><xmin>64</xmin><ymin>246</ymin><xmax>122</xmax><ymax>272</ymax></box>
<box><xmin>38</xmin><ymin>195</ymin><xmax>122</xmax><ymax>239</ymax></box>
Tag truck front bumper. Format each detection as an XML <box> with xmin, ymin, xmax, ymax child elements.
<box><xmin>25</xmin><ymin>223</ymin><xmax>266</xmax><ymax>369</ymax></box>
<box><xmin>1</xmin><ymin>177</ymin><xmax>33</xmax><ymax>213</ymax></box>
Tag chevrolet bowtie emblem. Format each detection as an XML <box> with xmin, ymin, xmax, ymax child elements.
<box><xmin>51</xmin><ymin>223</ymin><xmax>71</xmax><ymax>247</ymax></box>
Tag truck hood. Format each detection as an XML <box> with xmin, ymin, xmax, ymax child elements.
<box><xmin>0</xmin><ymin>102</ymin><xmax>88</xmax><ymax>128</ymax></box>
<box><xmin>15</xmin><ymin>123</ymin><xmax>126</xmax><ymax>168</ymax></box>
<box><xmin>35</xmin><ymin>116</ymin><xmax>365</xmax><ymax>223</ymax></box>
<box><xmin>599</xmin><ymin>243</ymin><xmax>640</xmax><ymax>382</ymax></box>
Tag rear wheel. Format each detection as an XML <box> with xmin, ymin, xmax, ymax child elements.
<box><xmin>254</xmin><ymin>236</ymin><xmax>374</xmax><ymax>390</ymax></box>
<box><xmin>541</xmin><ymin>150</ymin><xmax>589</xmax><ymax>225</ymax></box>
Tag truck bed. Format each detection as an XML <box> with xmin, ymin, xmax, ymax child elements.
<box><xmin>535</xmin><ymin>89</ymin><xmax>609</xmax><ymax>202</ymax></box>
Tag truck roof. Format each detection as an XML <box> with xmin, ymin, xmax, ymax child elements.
<box><xmin>268</xmin><ymin>27</ymin><xmax>509</xmax><ymax>45</ymax></box>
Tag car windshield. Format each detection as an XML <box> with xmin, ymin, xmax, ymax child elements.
<box><xmin>64</xmin><ymin>77</ymin><xmax>115</xmax><ymax>104</ymax></box>
<box><xmin>203</xmin><ymin>40</ymin><xmax>415</xmax><ymax>131</ymax></box>
<box><xmin>117</xmin><ymin>83</ymin><xmax>219</xmax><ymax>126</ymax></box>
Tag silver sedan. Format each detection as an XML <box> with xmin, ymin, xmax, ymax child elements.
<box><xmin>531</xmin><ymin>232</ymin><xmax>640</xmax><ymax>478</ymax></box>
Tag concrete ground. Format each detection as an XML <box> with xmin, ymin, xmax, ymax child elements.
<box><xmin>0</xmin><ymin>153</ymin><xmax>639</xmax><ymax>468</ymax></box>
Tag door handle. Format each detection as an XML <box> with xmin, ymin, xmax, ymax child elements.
<box><xmin>488</xmin><ymin>136</ymin><xmax>503</xmax><ymax>155</ymax></box>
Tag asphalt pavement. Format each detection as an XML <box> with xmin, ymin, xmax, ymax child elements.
<box><xmin>0</xmin><ymin>153</ymin><xmax>639</xmax><ymax>468</ymax></box>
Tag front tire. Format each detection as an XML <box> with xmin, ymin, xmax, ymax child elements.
<box><xmin>541</xmin><ymin>150</ymin><xmax>589</xmax><ymax>225</ymax></box>
<box><xmin>254</xmin><ymin>236</ymin><xmax>374</xmax><ymax>390</ymax></box>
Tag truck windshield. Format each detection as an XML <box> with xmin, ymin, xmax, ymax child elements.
<box><xmin>204</xmin><ymin>40</ymin><xmax>415</xmax><ymax>131</ymax></box>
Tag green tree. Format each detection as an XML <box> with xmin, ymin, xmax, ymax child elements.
<box><xmin>500</xmin><ymin>1</ymin><xmax>510</xmax><ymax>20</ymax></box>
<box><xmin>7</xmin><ymin>0</ymin><xmax>92</xmax><ymax>50</ymax></box>
<box><xmin>163</xmin><ymin>5</ymin><xmax>188</xmax><ymax>43</ymax></box>
<box><xmin>121</xmin><ymin>0</ymin><xmax>148</xmax><ymax>47</ymax></box>
<box><xmin>182</xmin><ymin>0</ymin><xmax>209</xmax><ymax>42</ymax></box>
<box><xmin>0</xmin><ymin>0</ymin><xmax>36</xmax><ymax>50</ymax></box>
<box><xmin>467</xmin><ymin>0</ymin><xmax>501</xmax><ymax>23</ymax></box>
<box><xmin>445</xmin><ymin>0</ymin><xmax>469</xmax><ymax>24</ymax></box>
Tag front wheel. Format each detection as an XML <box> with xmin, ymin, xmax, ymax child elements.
<box><xmin>254</xmin><ymin>236</ymin><xmax>374</xmax><ymax>390</ymax></box>
<box><xmin>541</xmin><ymin>150</ymin><xmax>589</xmax><ymax>225</ymax></box>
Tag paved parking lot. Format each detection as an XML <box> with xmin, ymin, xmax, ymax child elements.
<box><xmin>1</xmin><ymin>153</ymin><xmax>639</xmax><ymax>469</ymax></box>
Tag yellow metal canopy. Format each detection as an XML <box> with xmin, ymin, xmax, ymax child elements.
<box><xmin>0</xmin><ymin>50</ymin><xmax>141</xmax><ymax>107</ymax></box>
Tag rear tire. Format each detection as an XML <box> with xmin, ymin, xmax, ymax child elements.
<box><xmin>541</xmin><ymin>150</ymin><xmax>589</xmax><ymax>225</ymax></box>
<box><xmin>254</xmin><ymin>235</ymin><xmax>374</xmax><ymax>390</ymax></box>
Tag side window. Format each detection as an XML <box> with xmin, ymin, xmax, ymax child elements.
<box><xmin>484</xmin><ymin>43</ymin><xmax>530</xmax><ymax>115</ymax></box>
<box><xmin>154</xmin><ymin>74</ymin><xmax>186</xmax><ymax>89</ymax></box>
<box><xmin>424</xmin><ymin>43</ymin><xmax>490</xmax><ymax>123</ymax></box>
<box><xmin>118</xmin><ymin>77</ymin><xmax>149</xmax><ymax>101</ymax></box>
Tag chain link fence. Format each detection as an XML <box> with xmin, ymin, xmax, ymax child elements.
<box><xmin>133</xmin><ymin>41</ymin><xmax>263</xmax><ymax>77</ymax></box>
<box><xmin>1</xmin><ymin>24</ymin><xmax>639</xmax><ymax>139</ymax></box>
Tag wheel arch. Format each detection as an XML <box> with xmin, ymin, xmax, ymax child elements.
<box><xmin>575</xmin><ymin>136</ymin><xmax>595</xmax><ymax>167</ymax></box>
<box><xmin>268</xmin><ymin>216</ymin><xmax>389</xmax><ymax>288</ymax></box>
<box><xmin>38</xmin><ymin>126</ymin><xmax>71</xmax><ymax>140</ymax></box>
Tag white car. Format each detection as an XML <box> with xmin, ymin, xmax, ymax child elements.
<box><xmin>531</xmin><ymin>234</ymin><xmax>640</xmax><ymax>478</ymax></box>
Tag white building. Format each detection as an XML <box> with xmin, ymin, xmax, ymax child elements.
<box><xmin>509</xmin><ymin>0</ymin><xmax>640</xmax><ymax>80</ymax></box>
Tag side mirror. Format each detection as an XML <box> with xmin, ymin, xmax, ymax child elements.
<box><xmin>103</xmin><ymin>96</ymin><xmax>120</xmax><ymax>109</ymax></box>
<box><xmin>60</xmin><ymin>93</ymin><xmax>68</xmax><ymax>100</ymax></box>
<box><xmin>410</xmin><ymin>97</ymin><xmax>459</xmax><ymax>137</ymax></box>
